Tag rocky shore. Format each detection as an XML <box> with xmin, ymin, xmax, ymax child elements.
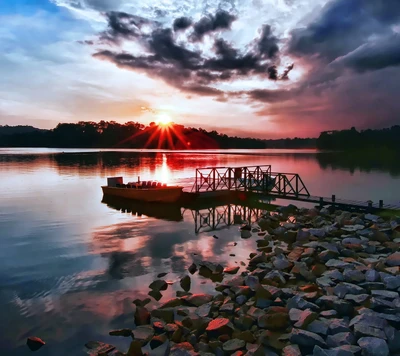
<box><xmin>85</xmin><ymin>205</ymin><xmax>400</xmax><ymax>356</ymax></box>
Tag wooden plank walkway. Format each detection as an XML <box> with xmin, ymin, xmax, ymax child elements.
<box><xmin>267</xmin><ymin>193</ymin><xmax>400</xmax><ymax>211</ymax></box>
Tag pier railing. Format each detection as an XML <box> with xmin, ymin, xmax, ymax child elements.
<box><xmin>192</xmin><ymin>165</ymin><xmax>310</xmax><ymax>198</ymax></box>
<box><xmin>269</xmin><ymin>172</ymin><xmax>310</xmax><ymax>197</ymax></box>
<box><xmin>193</xmin><ymin>165</ymin><xmax>272</xmax><ymax>192</ymax></box>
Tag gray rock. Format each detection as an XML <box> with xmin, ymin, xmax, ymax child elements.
<box><xmin>282</xmin><ymin>344</ymin><xmax>301</xmax><ymax>356</ymax></box>
<box><xmin>342</xmin><ymin>237</ymin><xmax>363</xmax><ymax>245</ymax></box>
<box><xmin>312</xmin><ymin>345</ymin><xmax>354</xmax><ymax>356</ymax></box>
<box><xmin>307</xmin><ymin>320</ymin><xmax>329</xmax><ymax>336</ymax></box>
<box><xmin>386</xmin><ymin>252</ymin><xmax>400</xmax><ymax>267</ymax></box>
<box><xmin>273</xmin><ymin>256</ymin><xmax>291</xmax><ymax>270</ymax></box>
<box><xmin>326</xmin><ymin>259</ymin><xmax>351</xmax><ymax>268</ymax></box>
<box><xmin>320</xmin><ymin>310</ymin><xmax>337</xmax><ymax>318</ymax></box>
<box><xmin>289</xmin><ymin>308</ymin><xmax>303</xmax><ymax>322</ymax></box>
<box><xmin>297</xmin><ymin>229</ymin><xmax>311</xmax><ymax>242</ymax></box>
<box><xmin>344</xmin><ymin>294</ymin><xmax>369</xmax><ymax>304</ymax></box>
<box><xmin>343</xmin><ymin>269</ymin><xmax>365</xmax><ymax>283</ymax></box>
<box><xmin>371</xmin><ymin>290</ymin><xmax>399</xmax><ymax>300</ymax></box>
<box><xmin>222</xmin><ymin>339</ymin><xmax>245</xmax><ymax>352</ymax></box>
<box><xmin>290</xmin><ymin>328</ymin><xmax>327</xmax><ymax>348</ymax></box>
<box><xmin>244</xmin><ymin>275</ymin><xmax>260</xmax><ymax>291</ymax></box>
<box><xmin>310</xmin><ymin>228</ymin><xmax>326</xmax><ymax>238</ymax></box>
<box><xmin>323</xmin><ymin>269</ymin><xmax>344</xmax><ymax>281</ymax></box>
<box><xmin>326</xmin><ymin>332</ymin><xmax>355</xmax><ymax>348</ymax></box>
<box><xmin>365</xmin><ymin>214</ymin><xmax>379</xmax><ymax>222</ymax></box>
<box><xmin>350</xmin><ymin>313</ymin><xmax>387</xmax><ymax>330</ymax></box>
<box><xmin>365</xmin><ymin>269</ymin><xmax>380</xmax><ymax>282</ymax></box>
<box><xmin>195</xmin><ymin>302</ymin><xmax>212</xmax><ymax>318</ymax></box>
<box><xmin>235</xmin><ymin>295</ymin><xmax>247</xmax><ymax>305</ymax></box>
<box><xmin>133</xmin><ymin>326</ymin><xmax>154</xmax><ymax>346</ymax></box>
<box><xmin>385</xmin><ymin>325</ymin><xmax>400</xmax><ymax>353</ymax></box>
<box><xmin>354</xmin><ymin>323</ymin><xmax>387</xmax><ymax>340</ymax></box>
<box><xmin>328</xmin><ymin>319</ymin><xmax>350</xmax><ymax>335</ymax></box>
<box><xmin>357</xmin><ymin>337</ymin><xmax>389</xmax><ymax>356</ymax></box>
<box><xmin>383</xmin><ymin>275</ymin><xmax>400</xmax><ymax>290</ymax></box>
<box><xmin>288</xmin><ymin>296</ymin><xmax>319</xmax><ymax>311</ymax></box>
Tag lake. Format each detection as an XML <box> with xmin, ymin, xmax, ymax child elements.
<box><xmin>0</xmin><ymin>148</ymin><xmax>399</xmax><ymax>355</ymax></box>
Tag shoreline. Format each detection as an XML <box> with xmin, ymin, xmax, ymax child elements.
<box><xmin>80</xmin><ymin>204</ymin><xmax>400</xmax><ymax>356</ymax></box>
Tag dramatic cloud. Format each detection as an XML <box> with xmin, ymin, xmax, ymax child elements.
<box><xmin>191</xmin><ymin>10</ymin><xmax>236</xmax><ymax>41</ymax></box>
<box><xmin>333</xmin><ymin>34</ymin><xmax>400</xmax><ymax>72</ymax></box>
<box><xmin>173</xmin><ymin>17</ymin><xmax>192</xmax><ymax>32</ymax></box>
<box><xmin>93</xmin><ymin>9</ymin><xmax>287</xmax><ymax>99</ymax></box>
<box><xmin>288</xmin><ymin>0</ymin><xmax>400</xmax><ymax>61</ymax></box>
<box><xmin>100</xmin><ymin>11</ymin><xmax>159</xmax><ymax>43</ymax></box>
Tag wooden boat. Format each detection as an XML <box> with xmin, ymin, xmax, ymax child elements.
<box><xmin>102</xmin><ymin>177</ymin><xmax>183</xmax><ymax>203</ymax></box>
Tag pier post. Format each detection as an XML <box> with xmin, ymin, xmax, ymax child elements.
<box><xmin>319</xmin><ymin>197</ymin><xmax>323</xmax><ymax>208</ymax></box>
<box><xmin>332</xmin><ymin>195</ymin><xmax>336</xmax><ymax>203</ymax></box>
<box><xmin>379</xmin><ymin>200</ymin><xmax>383</xmax><ymax>209</ymax></box>
<box><xmin>368</xmin><ymin>201</ymin><xmax>373</xmax><ymax>212</ymax></box>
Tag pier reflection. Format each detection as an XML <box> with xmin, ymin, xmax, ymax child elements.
<box><xmin>101</xmin><ymin>196</ymin><xmax>276</xmax><ymax>234</ymax></box>
<box><xmin>189</xmin><ymin>204</ymin><xmax>266</xmax><ymax>234</ymax></box>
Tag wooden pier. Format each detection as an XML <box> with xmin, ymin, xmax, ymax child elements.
<box><xmin>184</xmin><ymin>165</ymin><xmax>400</xmax><ymax>212</ymax></box>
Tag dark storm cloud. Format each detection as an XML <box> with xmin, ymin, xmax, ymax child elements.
<box><xmin>173</xmin><ymin>17</ymin><xmax>193</xmax><ymax>32</ymax></box>
<box><xmin>334</xmin><ymin>34</ymin><xmax>400</xmax><ymax>73</ymax></box>
<box><xmin>93</xmin><ymin>10</ymin><xmax>288</xmax><ymax>99</ymax></box>
<box><xmin>288</xmin><ymin>0</ymin><xmax>400</xmax><ymax>61</ymax></box>
<box><xmin>100</xmin><ymin>11</ymin><xmax>159</xmax><ymax>43</ymax></box>
<box><xmin>191</xmin><ymin>10</ymin><xmax>236</xmax><ymax>41</ymax></box>
<box><xmin>257</xmin><ymin>25</ymin><xmax>279</xmax><ymax>59</ymax></box>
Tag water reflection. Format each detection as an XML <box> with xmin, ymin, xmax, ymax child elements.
<box><xmin>1</xmin><ymin>149</ymin><xmax>399</xmax><ymax>355</ymax></box>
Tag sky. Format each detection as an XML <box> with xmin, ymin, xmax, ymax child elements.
<box><xmin>1</xmin><ymin>0</ymin><xmax>400</xmax><ymax>138</ymax></box>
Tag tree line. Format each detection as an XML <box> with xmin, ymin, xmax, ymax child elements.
<box><xmin>0</xmin><ymin>121</ymin><xmax>315</xmax><ymax>149</ymax></box>
<box><xmin>316</xmin><ymin>126</ymin><xmax>400</xmax><ymax>151</ymax></box>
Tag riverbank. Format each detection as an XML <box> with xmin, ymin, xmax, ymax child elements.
<box><xmin>83</xmin><ymin>204</ymin><xmax>400</xmax><ymax>356</ymax></box>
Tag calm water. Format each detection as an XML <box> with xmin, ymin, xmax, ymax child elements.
<box><xmin>0</xmin><ymin>148</ymin><xmax>399</xmax><ymax>355</ymax></box>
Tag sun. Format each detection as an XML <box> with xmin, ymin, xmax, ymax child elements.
<box><xmin>156</xmin><ymin>114</ymin><xmax>172</xmax><ymax>126</ymax></box>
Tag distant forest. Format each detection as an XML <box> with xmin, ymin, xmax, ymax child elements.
<box><xmin>1</xmin><ymin>122</ymin><xmax>399</xmax><ymax>150</ymax></box>
<box><xmin>0</xmin><ymin>121</ymin><xmax>315</xmax><ymax>149</ymax></box>
<box><xmin>316</xmin><ymin>126</ymin><xmax>400</xmax><ymax>151</ymax></box>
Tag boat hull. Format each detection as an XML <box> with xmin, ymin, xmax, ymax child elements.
<box><xmin>101</xmin><ymin>186</ymin><xmax>183</xmax><ymax>203</ymax></box>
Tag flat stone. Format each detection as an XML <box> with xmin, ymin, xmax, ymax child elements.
<box><xmin>383</xmin><ymin>275</ymin><xmax>400</xmax><ymax>290</ymax></box>
<box><xmin>307</xmin><ymin>320</ymin><xmax>329</xmax><ymax>336</ymax></box>
<box><xmin>344</xmin><ymin>294</ymin><xmax>369</xmax><ymax>304</ymax></box>
<box><xmin>222</xmin><ymin>339</ymin><xmax>245</xmax><ymax>352</ymax></box>
<box><xmin>206</xmin><ymin>318</ymin><xmax>232</xmax><ymax>334</ymax></box>
<box><xmin>134</xmin><ymin>306</ymin><xmax>150</xmax><ymax>326</ymax></box>
<box><xmin>354</xmin><ymin>323</ymin><xmax>387</xmax><ymax>339</ymax></box>
<box><xmin>282</xmin><ymin>344</ymin><xmax>301</xmax><ymax>356</ymax></box>
<box><xmin>357</xmin><ymin>337</ymin><xmax>389</xmax><ymax>356</ymax></box>
<box><xmin>350</xmin><ymin>313</ymin><xmax>388</xmax><ymax>330</ymax></box>
<box><xmin>224</xmin><ymin>266</ymin><xmax>240</xmax><ymax>274</ymax></box>
<box><xmin>290</xmin><ymin>328</ymin><xmax>327</xmax><ymax>348</ymax></box>
<box><xmin>386</xmin><ymin>252</ymin><xmax>400</xmax><ymax>267</ymax></box>
<box><xmin>258</xmin><ymin>306</ymin><xmax>289</xmax><ymax>330</ymax></box>
<box><xmin>287</xmin><ymin>296</ymin><xmax>319</xmax><ymax>311</ymax></box>
<box><xmin>195</xmin><ymin>302</ymin><xmax>213</xmax><ymax>318</ymax></box>
<box><xmin>371</xmin><ymin>290</ymin><xmax>399</xmax><ymax>300</ymax></box>
<box><xmin>183</xmin><ymin>294</ymin><xmax>213</xmax><ymax>307</ymax></box>
<box><xmin>133</xmin><ymin>326</ymin><xmax>154</xmax><ymax>346</ymax></box>
<box><xmin>326</xmin><ymin>332</ymin><xmax>355</xmax><ymax>348</ymax></box>
<box><xmin>326</xmin><ymin>259</ymin><xmax>350</xmax><ymax>268</ymax></box>
<box><xmin>328</xmin><ymin>319</ymin><xmax>350</xmax><ymax>335</ymax></box>
<box><xmin>365</xmin><ymin>269</ymin><xmax>381</xmax><ymax>282</ymax></box>
<box><xmin>289</xmin><ymin>308</ymin><xmax>303</xmax><ymax>322</ymax></box>
<box><xmin>294</xmin><ymin>309</ymin><xmax>318</xmax><ymax>329</ymax></box>
<box><xmin>343</xmin><ymin>269</ymin><xmax>365</xmax><ymax>283</ymax></box>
